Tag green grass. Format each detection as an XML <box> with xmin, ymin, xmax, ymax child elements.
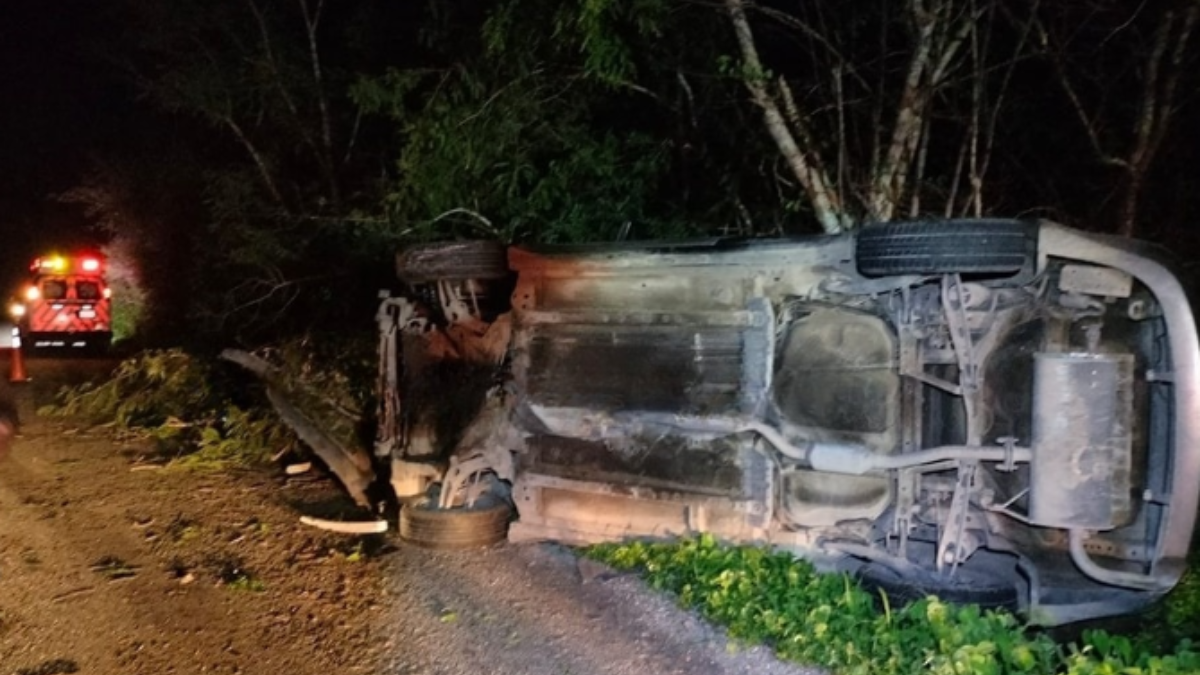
<box><xmin>586</xmin><ymin>535</ymin><xmax>1200</xmax><ymax>675</ymax></box>
<box><xmin>1141</xmin><ymin>558</ymin><xmax>1200</xmax><ymax>650</ymax></box>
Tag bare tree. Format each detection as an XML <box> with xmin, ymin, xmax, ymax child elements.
<box><xmin>114</xmin><ymin>0</ymin><xmax>382</xmax><ymax>337</ymax></box>
<box><xmin>1035</xmin><ymin>0</ymin><xmax>1199</xmax><ymax>237</ymax></box>
<box><xmin>723</xmin><ymin>0</ymin><xmax>1037</xmax><ymax>232</ymax></box>
<box><xmin>126</xmin><ymin>0</ymin><xmax>359</xmax><ymax>216</ymax></box>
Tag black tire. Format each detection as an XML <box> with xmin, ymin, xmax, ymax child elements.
<box><xmin>855</xmin><ymin>219</ymin><xmax>1037</xmax><ymax>278</ymax></box>
<box><xmin>399</xmin><ymin>495</ymin><xmax>512</xmax><ymax>550</ymax></box>
<box><xmin>855</xmin><ymin>558</ymin><xmax>1020</xmax><ymax>613</ymax></box>
<box><xmin>395</xmin><ymin>240</ymin><xmax>509</xmax><ymax>284</ymax></box>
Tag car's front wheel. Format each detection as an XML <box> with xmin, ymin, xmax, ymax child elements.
<box><xmin>399</xmin><ymin>492</ymin><xmax>512</xmax><ymax>550</ymax></box>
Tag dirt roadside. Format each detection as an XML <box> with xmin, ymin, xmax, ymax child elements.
<box><xmin>0</xmin><ymin>356</ymin><xmax>822</xmax><ymax>675</ymax></box>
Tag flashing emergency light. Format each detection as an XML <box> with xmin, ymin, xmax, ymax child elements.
<box><xmin>24</xmin><ymin>286</ymin><xmax>40</xmax><ymax>301</ymax></box>
<box><xmin>31</xmin><ymin>254</ymin><xmax>104</xmax><ymax>275</ymax></box>
<box><xmin>34</xmin><ymin>256</ymin><xmax>67</xmax><ymax>272</ymax></box>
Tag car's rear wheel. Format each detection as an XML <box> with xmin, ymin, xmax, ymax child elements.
<box><xmin>855</xmin><ymin>219</ymin><xmax>1037</xmax><ymax>278</ymax></box>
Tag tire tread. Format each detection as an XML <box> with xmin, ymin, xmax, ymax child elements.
<box><xmin>396</xmin><ymin>240</ymin><xmax>509</xmax><ymax>283</ymax></box>
<box><xmin>856</xmin><ymin>219</ymin><xmax>1037</xmax><ymax>277</ymax></box>
<box><xmin>399</xmin><ymin>499</ymin><xmax>512</xmax><ymax>550</ymax></box>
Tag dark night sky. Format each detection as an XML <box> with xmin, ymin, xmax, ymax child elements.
<box><xmin>0</xmin><ymin>0</ymin><xmax>136</xmax><ymax>288</ymax></box>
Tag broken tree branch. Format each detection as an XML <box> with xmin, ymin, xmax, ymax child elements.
<box><xmin>221</xmin><ymin>348</ymin><xmax>375</xmax><ymax>508</ymax></box>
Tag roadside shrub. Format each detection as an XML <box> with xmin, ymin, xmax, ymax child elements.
<box><xmin>42</xmin><ymin>349</ymin><xmax>222</xmax><ymax>428</ymax></box>
<box><xmin>587</xmin><ymin>535</ymin><xmax>1200</xmax><ymax>675</ymax></box>
<box><xmin>41</xmin><ymin>338</ymin><xmax>375</xmax><ymax>471</ymax></box>
<box><xmin>41</xmin><ymin>349</ymin><xmax>292</xmax><ymax>467</ymax></box>
<box><xmin>104</xmin><ymin>253</ymin><xmax>146</xmax><ymax>345</ymax></box>
<box><xmin>169</xmin><ymin>405</ymin><xmax>296</xmax><ymax>471</ymax></box>
<box><xmin>251</xmin><ymin>332</ymin><xmax>376</xmax><ymax>457</ymax></box>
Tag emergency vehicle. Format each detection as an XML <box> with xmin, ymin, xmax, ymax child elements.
<box><xmin>8</xmin><ymin>253</ymin><xmax>112</xmax><ymax>350</ymax></box>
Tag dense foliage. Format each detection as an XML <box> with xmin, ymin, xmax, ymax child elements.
<box><xmin>350</xmin><ymin>0</ymin><xmax>776</xmax><ymax>244</ymax></box>
<box><xmin>60</xmin><ymin>0</ymin><xmax>1198</xmax><ymax>346</ymax></box>
<box><xmin>588</xmin><ymin>535</ymin><xmax>1200</xmax><ymax>675</ymax></box>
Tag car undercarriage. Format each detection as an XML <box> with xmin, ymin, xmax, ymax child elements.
<box><xmin>375</xmin><ymin>219</ymin><xmax>1200</xmax><ymax>625</ymax></box>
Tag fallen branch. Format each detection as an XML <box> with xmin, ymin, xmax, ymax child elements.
<box><xmin>220</xmin><ymin>348</ymin><xmax>278</xmax><ymax>379</ymax></box>
<box><xmin>285</xmin><ymin>462</ymin><xmax>312</xmax><ymax>475</ymax></box>
<box><xmin>220</xmin><ymin>348</ymin><xmax>375</xmax><ymax>508</ymax></box>
<box><xmin>299</xmin><ymin>515</ymin><xmax>388</xmax><ymax>534</ymax></box>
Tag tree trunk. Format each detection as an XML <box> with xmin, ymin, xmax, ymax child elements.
<box><xmin>724</xmin><ymin>0</ymin><xmax>850</xmax><ymax>234</ymax></box>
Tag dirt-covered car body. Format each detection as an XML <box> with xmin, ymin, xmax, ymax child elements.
<box><xmin>382</xmin><ymin>220</ymin><xmax>1200</xmax><ymax>625</ymax></box>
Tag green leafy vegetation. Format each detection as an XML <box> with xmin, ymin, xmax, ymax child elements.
<box><xmin>40</xmin><ymin>349</ymin><xmax>292</xmax><ymax>468</ymax></box>
<box><xmin>587</xmin><ymin>535</ymin><xmax>1200</xmax><ymax>675</ymax></box>
<box><xmin>107</xmin><ymin>280</ymin><xmax>145</xmax><ymax>345</ymax></box>
<box><xmin>41</xmin><ymin>349</ymin><xmax>221</xmax><ymax>428</ymax></box>
<box><xmin>167</xmin><ymin>517</ymin><xmax>202</xmax><ymax>543</ymax></box>
<box><xmin>170</xmin><ymin>405</ymin><xmax>295</xmax><ymax>472</ymax></box>
<box><xmin>1165</xmin><ymin>567</ymin><xmax>1200</xmax><ymax>641</ymax></box>
<box><xmin>41</xmin><ymin>339</ymin><xmax>376</xmax><ymax>473</ymax></box>
<box><xmin>1141</xmin><ymin>553</ymin><xmax>1200</xmax><ymax>651</ymax></box>
<box><xmin>351</xmin><ymin>0</ymin><xmax>711</xmax><ymax>245</ymax></box>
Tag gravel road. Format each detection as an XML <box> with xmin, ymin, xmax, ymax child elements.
<box><xmin>1</xmin><ymin>353</ymin><xmax>825</xmax><ymax>675</ymax></box>
<box><xmin>375</xmin><ymin>543</ymin><xmax>824</xmax><ymax>675</ymax></box>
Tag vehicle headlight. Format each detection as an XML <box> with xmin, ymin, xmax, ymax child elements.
<box><xmin>9</xmin><ymin>303</ymin><xmax>25</xmax><ymax>318</ymax></box>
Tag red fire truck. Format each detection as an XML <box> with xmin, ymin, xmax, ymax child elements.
<box><xmin>8</xmin><ymin>253</ymin><xmax>112</xmax><ymax>350</ymax></box>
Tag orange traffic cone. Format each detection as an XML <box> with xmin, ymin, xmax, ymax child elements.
<box><xmin>9</xmin><ymin>332</ymin><xmax>28</xmax><ymax>383</ymax></box>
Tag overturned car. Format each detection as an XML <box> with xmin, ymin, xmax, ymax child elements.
<box><xmin>375</xmin><ymin>219</ymin><xmax>1200</xmax><ymax>625</ymax></box>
